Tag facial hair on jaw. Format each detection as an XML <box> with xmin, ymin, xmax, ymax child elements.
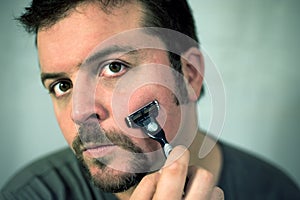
<box><xmin>72</xmin><ymin>121</ymin><xmax>150</xmax><ymax>193</ymax></box>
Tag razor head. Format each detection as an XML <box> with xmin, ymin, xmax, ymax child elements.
<box><xmin>125</xmin><ymin>100</ymin><xmax>160</xmax><ymax>128</ymax></box>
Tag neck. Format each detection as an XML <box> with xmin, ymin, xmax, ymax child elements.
<box><xmin>188</xmin><ymin>130</ymin><xmax>222</xmax><ymax>185</ymax></box>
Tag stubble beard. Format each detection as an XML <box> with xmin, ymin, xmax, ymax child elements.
<box><xmin>72</xmin><ymin>122</ymin><xmax>150</xmax><ymax>193</ymax></box>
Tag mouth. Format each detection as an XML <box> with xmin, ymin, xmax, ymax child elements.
<box><xmin>72</xmin><ymin>129</ymin><xmax>146</xmax><ymax>161</ymax></box>
<box><xmin>82</xmin><ymin>144</ymin><xmax>117</xmax><ymax>158</ymax></box>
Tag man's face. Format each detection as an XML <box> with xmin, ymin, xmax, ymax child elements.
<box><xmin>37</xmin><ymin>2</ymin><xmax>192</xmax><ymax>192</ymax></box>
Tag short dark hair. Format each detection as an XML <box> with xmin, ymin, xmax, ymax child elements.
<box><xmin>17</xmin><ymin>0</ymin><xmax>203</xmax><ymax>99</ymax></box>
<box><xmin>17</xmin><ymin>0</ymin><xmax>198</xmax><ymax>42</ymax></box>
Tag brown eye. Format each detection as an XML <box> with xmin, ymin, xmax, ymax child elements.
<box><xmin>100</xmin><ymin>60</ymin><xmax>129</xmax><ymax>77</ymax></box>
<box><xmin>109</xmin><ymin>62</ymin><xmax>122</xmax><ymax>73</ymax></box>
<box><xmin>50</xmin><ymin>79</ymin><xmax>73</xmax><ymax>98</ymax></box>
<box><xmin>58</xmin><ymin>82</ymin><xmax>71</xmax><ymax>92</ymax></box>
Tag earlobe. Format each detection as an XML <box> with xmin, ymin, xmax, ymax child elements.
<box><xmin>181</xmin><ymin>47</ymin><xmax>205</xmax><ymax>102</ymax></box>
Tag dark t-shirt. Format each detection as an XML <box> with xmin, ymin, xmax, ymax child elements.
<box><xmin>1</xmin><ymin>142</ymin><xmax>299</xmax><ymax>199</ymax></box>
<box><xmin>218</xmin><ymin>142</ymin><xmax>300</xmax><ymax>199</ymax></box>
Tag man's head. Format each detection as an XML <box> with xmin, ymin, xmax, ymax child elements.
<box><xmin>18</xmin><ymin>0</ymin><xmax>204</xmax><ymax>193</ymax></box>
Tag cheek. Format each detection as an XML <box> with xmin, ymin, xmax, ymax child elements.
<box><xmin>161</xmin><ymin>106</ymin><xmax>182</xmax><ymax>144</ymax></box>
<box><xmin>127</xmin><ymin>85</ymin><xmax>176</xmax><ymax>111</ymax></box>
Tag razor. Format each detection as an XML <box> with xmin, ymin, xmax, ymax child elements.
<box><xmin>125</xmin><ymin>100</ymin><xmax>173</xmax><ymax>157</ymax></box>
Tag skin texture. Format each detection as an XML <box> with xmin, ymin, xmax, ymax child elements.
<box><xmin>38</xmin><ymin>1</ymin><xmax>223</xmax><ymax>199</ymax></box>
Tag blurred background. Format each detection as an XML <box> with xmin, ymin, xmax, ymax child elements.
<box><xmin>0</xmin><ymin>0</ymin><xmax>299</xmax><ymax>188</ymax></box>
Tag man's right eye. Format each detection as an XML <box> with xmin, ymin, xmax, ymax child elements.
<box><xmin>49</xmin><ymin>79</ymin><xmax>73</xmax><ymax>98</ymax></box>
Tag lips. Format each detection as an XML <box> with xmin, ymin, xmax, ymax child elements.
<box><xmin>83</xmin><ymin>144</ymin><xmax>116</xmax><ymax>158</ymax></box>
<box><xmin>83</xmin><ymin>143</ymin><xmax>114</xmax><ymax>150</ymax></box>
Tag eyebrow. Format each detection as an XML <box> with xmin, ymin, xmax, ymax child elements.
<box><xmin>40</xmin><ymin>72</ymin><xmax>68</xmax><ymax>87</ymax></box>
<box><xmin>84</xmin><ymin>45</ymin><xmax>137</xmax><ymax>65</ymax></box>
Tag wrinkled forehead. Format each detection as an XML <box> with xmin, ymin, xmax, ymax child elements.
<box><xmin>82</xmin><ymin>28</ymin><xmax>167</xmax><ymax>66</ymax></box>
<box><xmin>82</xmin><ymin>27</ymin><xmax>198</xmax><ymax>67</ymax></box>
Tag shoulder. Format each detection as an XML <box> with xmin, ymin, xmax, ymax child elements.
<box><xmin>218</xmin><ymin>141</ymin><xmax>300</xmax><ymax>200</ymax></box>
<box><xmin>0</xmin><ymin>148</ymin><xmax>116</xmax><ymax>200</ymax></box>
<box><xmin>1</xmin><ymin>148</ymin><xmax>76</xmax><ymax>191</ymax></box>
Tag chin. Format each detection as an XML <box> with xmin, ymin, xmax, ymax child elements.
<box><xmin>86</xmin><ymin>158</ymin><xmax>148</xmax><ymax>193</ymax></box>
<box><xmin>79</xmin><ymin>151</ymin><xmax>151</xmax><ymax>193</ymax></box>
<box><xmin>94</xmin><ymin>168</ymin><xmax>145</xmax><ymax>193</ymax></box>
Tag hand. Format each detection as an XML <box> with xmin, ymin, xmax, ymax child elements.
<box><xmin>130</xmin><ymin>146</ymin><xmax>224</xmax><ymax>200</ymax></box>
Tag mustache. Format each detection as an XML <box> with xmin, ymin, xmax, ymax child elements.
<box><xmin>72</xmin><ymin>122</ymin><xmax>144</xmax><ymax>155</ymax></box>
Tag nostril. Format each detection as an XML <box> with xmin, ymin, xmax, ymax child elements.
<box><xmin>91</xmin><ymin>113</ymin><xmax>100</xmax><ymax>120</ymax></box>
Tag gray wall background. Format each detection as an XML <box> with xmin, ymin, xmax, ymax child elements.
<box><xmin>0</xmin><ymin>0</ymin><xmax>299</xmax><ymax>189</ymax></box>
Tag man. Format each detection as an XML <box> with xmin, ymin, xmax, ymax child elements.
<box><xmin>1</xmin><ymin>0</ymin><xmax>299</xmax><ymax>199</ymax></box>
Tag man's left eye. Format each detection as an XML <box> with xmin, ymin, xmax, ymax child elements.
<box><xmin>100</xmin><ymin>61</ymin><xmax>129</xmax><ymax>77</ymax></box>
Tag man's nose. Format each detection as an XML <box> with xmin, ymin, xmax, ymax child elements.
<box><xmin>71</xmin><ymin>71</ymin><xmax>107</xmax><ymax>124</ymax></box>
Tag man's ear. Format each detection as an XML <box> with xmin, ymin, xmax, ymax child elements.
<box><xmin>181</xmin><ymin>47</ymin><xmax>204</xmax><ymax>102</ymax></box>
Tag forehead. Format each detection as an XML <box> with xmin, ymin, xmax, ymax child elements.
<box><xmin>37</xmin><ymin>1</ymin><xmax>145</xmax><ymax>73</ymax></box>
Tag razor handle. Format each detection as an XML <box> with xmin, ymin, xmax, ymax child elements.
<box><xmin>139</xmin><ymin>117</ymin><xmax>173</xmax><ymax>157</ymax></box>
